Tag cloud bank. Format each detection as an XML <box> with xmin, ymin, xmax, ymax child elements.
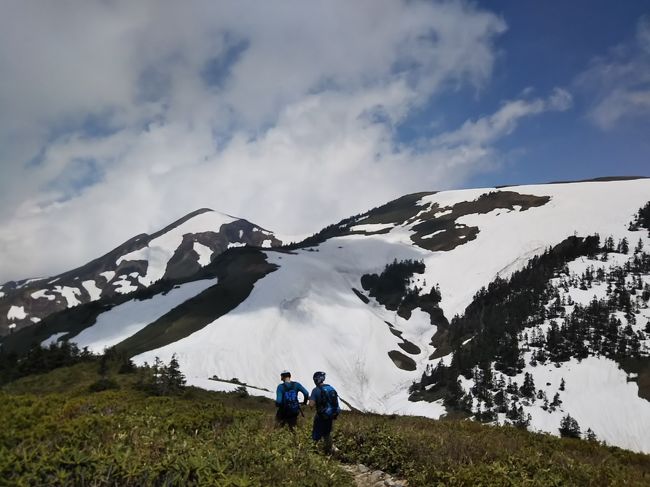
<box><xmin>578</xmin><ymin>16</ymin><xmax>650</xmax><ymax>130</ymax></box>
<box><xmin>0</xmin><ymin>1</ymin><xmax>570</xmax><ymax>281</ymax></box>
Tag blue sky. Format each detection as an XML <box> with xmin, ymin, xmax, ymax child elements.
<box><xmin>400</xmin><ymin>0</ymin><xmax>650</xmax><ymax>188</ymax></box>
<box><xmin>0</xmin><ymin>1</ymin><xmax>648</xmax><ymax>280</ymax></box>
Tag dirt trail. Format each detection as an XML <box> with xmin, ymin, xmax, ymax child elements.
<box><xmin>341</xmin><ymin>464</ymin><xmax>408</xmax><ymax>487</ymax></box>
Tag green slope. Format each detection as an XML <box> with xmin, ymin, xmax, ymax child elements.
<box><xmin>2</xmin><ymin>362</ymin><xmax>650</xmax><ymax>486</ymax></box>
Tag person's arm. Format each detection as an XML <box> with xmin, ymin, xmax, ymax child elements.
<box><xmin>297</xmin><ymin>382</ymin><xmax>310</xmax><ymax>404</ymax></box>
<box><xmin>308</xmin><ymin>387</ymin><xmax>317</xmax><ymax>408</ymax></box>
<box><xmin>275</xmin><ymin>384</ymin><xmax>283</xmax><ymax>407</ymax></box>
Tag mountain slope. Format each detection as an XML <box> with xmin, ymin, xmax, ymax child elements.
<box><xmin>0</xmin><ymin>209</ymin><xmax>281</xmax><ymax>335</ymax></box>
<box><xmin>2</xmin><ymin>177</ymin><xmax>650</xmax><ymax>453</ymax></box>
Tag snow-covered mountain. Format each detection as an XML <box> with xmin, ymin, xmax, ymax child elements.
<box><xmin>0</xmin><ymin>209</ymin><xmax>281</xmax><ymax>334</ymax></box>
<box><xmin>2</xmin><ymin>177</ymin><xmax>650</xmax><ymax>453</ymax></box>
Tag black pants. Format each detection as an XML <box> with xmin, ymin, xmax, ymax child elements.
<box><xmin>312</xmin><ymin>415</ymin><xmax>334</xmax><ymax>452</ymax></box>
<box><xmin>276</xmin><ymin>409</ymin><xmax>298</xmax><ymax>428</ymax></box>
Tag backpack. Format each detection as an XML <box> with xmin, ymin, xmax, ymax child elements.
<box><xmin>281</xmin><ymin>382</ymin><xmax>301</xmax><ymax>417</ymax></box>
<box><xmin>316</xmin><ymin>384</ymin><xmax>340</xmax><ymax>420</ymax></box>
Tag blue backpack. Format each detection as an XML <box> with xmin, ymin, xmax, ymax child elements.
<box><xmin>281</xmin><ymin>382</ymin><xmax>301</xmax><ymax>417</ymax></box>
<box><xmin>316</xmin><ymin>384</ymin><xmax>340</xmax><ymax>419</ymax></box>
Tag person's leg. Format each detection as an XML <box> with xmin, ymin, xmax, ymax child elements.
<box><xmin>312</xmin><ymin>416</ymin><xmax>324</xmax><ymax>442</ymax></box>
<box><xmin>287</xmin><ymin>415</ymin><xmax>298</xmax><ymax>430</ymax></box>
<box><xmin>275</xmin><ymin>408</ymin><xmax>286</xmax><ymax>428</ymax></box>
<box><xmin>322</xmin><ymin>419</ymin><xmax>334</xmax><ymax>453</ymax></box>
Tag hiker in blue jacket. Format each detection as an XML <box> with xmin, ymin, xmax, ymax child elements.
<box><xmin>275</xmin><ymin>370</ymin><xmax>309</xmax><ymax>429</ymax></box>
<box><xmin>309</xmin><ymin>371</ymin><xmax>341</xmax><ymax>453</ymax></box>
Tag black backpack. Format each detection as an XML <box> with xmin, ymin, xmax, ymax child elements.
<box><xmin>316</xmin><ymin>384</ymin><xmax>340</xmax><ymax>419</ymax></box>
<box><xmin>281</xmin><ymin>382</ymin><xmax>301</xmax><ymax>417</ymax></box>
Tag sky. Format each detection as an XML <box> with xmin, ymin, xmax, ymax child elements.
<box><xmin>0</xmin><ymin>0</ymin><xmax>648</xmax><ymax>282</ymax></box>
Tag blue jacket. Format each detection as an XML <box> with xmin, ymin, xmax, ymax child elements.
<box><xmin>276</xmin><ymin>381</ymin><xmax>310</xmax><ymax>406</ymax></box>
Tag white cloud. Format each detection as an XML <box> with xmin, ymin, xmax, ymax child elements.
<box><xmin>578</xmin><ymin>15</ymin><xmax>650</xmax><ymax>130</ymax></box>
<box><xmin>431</xmin><ymin>88</ymin><xmax>572</xmax><ymax>147</ymax></box>
<box><xmin>0</xmin><ymin>1</ymin><xmax>568</xmax><ymax>282</ymax></box>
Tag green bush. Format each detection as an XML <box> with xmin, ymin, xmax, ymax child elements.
<box><xmin>88</xmin><ymin>377</ymin><xmax>120</xmax><ymax>392</ymax></box>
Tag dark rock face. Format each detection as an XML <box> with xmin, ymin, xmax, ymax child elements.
<box><xmin>0</xmin><ymin>209</ymin><xmax>282</xmax><ymax>336</ymax></box>
<box><xmin>388</xmin><ymin>350</ymin><xmax>417</xmax><ymax>371</ymax></box>
<box><xmin>164</xmin><ymin>219</ymin><xmax>281</xmax><ymax>281</ymax></box>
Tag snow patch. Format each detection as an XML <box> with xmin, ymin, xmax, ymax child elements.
<box><xmin>193</xmin><ymin>242</ymin><xmax>213</xmax><ymax>266</ymax></box>
<box><xmin>31</xmin><ymin>289</ymin><xmax>56</xmax><ymax>301</ymax></box>
<box><xmin>81</xmin><ymin>280</ymin><xmax>102</xmax><ymax>301</ymax></box>
<box><xmin>100</xmin><ymin>271</ymin><xmax>115</xmax><ymax>283</ymax></box>
<box><xmin>113</xmin><ymin>276</ymin><xmax>138</xmax><ymax>295</ymax></box>
<box><xmin>53</xmin><ymin>286</ymin><xmax>82</xmax><ymax>307</ymax></box>
<box><xmin>7</xmin><ymin>305</ymin><xmax>27</xmax><ymax>320</ymax></box>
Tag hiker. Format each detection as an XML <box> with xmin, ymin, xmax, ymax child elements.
<box><xmin>309</xmin><ymin>371</ymin><xmax>341</xmax><ymax>453</ymax></box>
<box><xmin>275</xmin><ymin>370</ymin><xmax>309</xmax><ymax>428</ymax></box>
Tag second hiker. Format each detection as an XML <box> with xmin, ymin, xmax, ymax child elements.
<box><xmin>275</xmin><ymin>370</ymin><xmax>310</xmax><ymax>429</ymax></box>
<box><xmin>309</xmin><ymin>371</ymin><xmax>341</xmax><ymax>453</ymax></box>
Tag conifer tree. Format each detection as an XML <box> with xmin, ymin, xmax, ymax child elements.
<box><xmin>585</xmin><ymin>428</ymin><xmax>598</xmax><ymax>442</ymax></box>
<box><xmin>559</xmin><ymin>414</ymin><xmax>581</xmax><ymax>438</ymax></box>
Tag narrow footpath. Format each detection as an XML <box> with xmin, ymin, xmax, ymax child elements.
<box><xmin>341</xmin><ymin>464</ymin><xmax>408</xmax><ymax>487</ymax></box>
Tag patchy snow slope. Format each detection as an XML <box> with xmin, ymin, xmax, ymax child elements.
<box><xmin>117</xmin><ymin>210</ymin><xmax>236</xmax><ymax>286</ymax></box>
<box><xmin>519</xmin><ymin>355</ymin><xmax>650</xmax><ymax>453</ymax></box>
<box><xmin>412</xmin><ymin>180</ymin><xmax>650</xmax><ymax>319</ymax></box>
<box><xmin>69</xmin><ymin>278</ymin><xmax>218</xmax><ymax>353</ymax></box>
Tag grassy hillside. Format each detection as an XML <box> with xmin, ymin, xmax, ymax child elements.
<box><xmin>2</xmin><ymin>362</ymin><xmax>650</xmax><ymax>486</ymax></box>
